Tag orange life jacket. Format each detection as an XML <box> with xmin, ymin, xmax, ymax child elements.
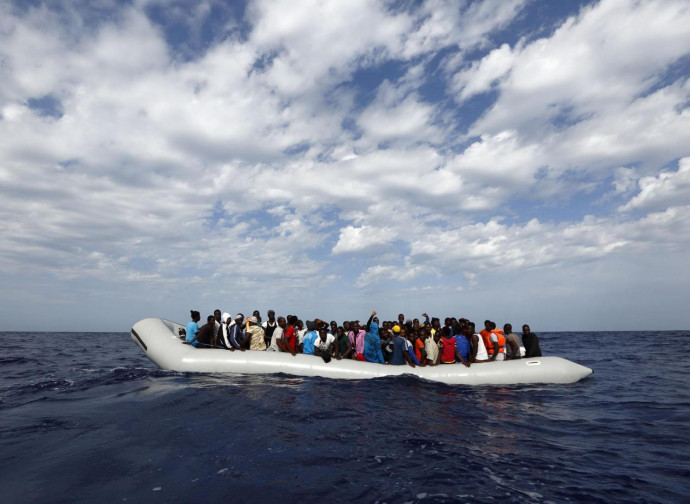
<box><xmin>482</xmin><ymin>329</ymin><xmax>505</xmax><ymax>355</ymax></box>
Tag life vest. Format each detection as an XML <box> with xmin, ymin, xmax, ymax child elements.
<box><xmin>482</xmin><ymin>329</ymin><xmax>505</xmax><ymax>355</ymax></box>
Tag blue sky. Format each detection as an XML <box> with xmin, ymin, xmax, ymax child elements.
<box><xmin>1</xmin><ymin>0</ymin><xmax>689</xmax><ymax>331</ymax></box>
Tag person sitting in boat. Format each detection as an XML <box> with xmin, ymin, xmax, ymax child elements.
<box><xmin>388</xmin><ymin>325</ymin><xmax>415</xmax><ymax>367</ymax></box>
<box><xmin>423</xmin><ymin>326</ymin><xmax>439</xmax><ymax>365</ymax></box>
<box><xmin>300</xmin><ymin>320</ymin><xmax>318</xmax><ymax>355</ymax></box>
<box><xmin>468</xmin><ymin>322</ymin><xmax>489</xmax><ymax>363</ymax></box>
<box><xmin>400</xmin><ymin>327</ymin><xmax>421</xmax><ymax>366</ymax></box>
<box><xmin>484</xmin><ymin>321</ymin><xmax>506</xmax><ymax>361</ymax></box>
<box><xmin>212</xmin><ymin>309</ymin><xmax>223</xmax><ymax>347</ymax></box>
<box><xmin>522</xmin><ymin>324</ymin><xmax>542</xmax><ymax>357</ymax></box>
<box><xmin>454</xmin><ymin>322</ymin><xmax>472</xmax><ymax>367</ymax></box>
<box><xmin>184</xmin><ymin>310</ymin><xmax>201</xmax><ymax>347</ymax></box>
<box><xmin>244</xmin><ymin>316</ymin><xmax>266</xmax><ymax>350</ymax></box>
<box><xmin>413</xmin><ymin>329</ymin><xmax>427</xmax><ymax>366</ymax></box>
<box><xmin>296</xmin><ymin>319</ymin><xmax>306</xmax><ymax>344</ymax></box>
<box><xmin>314</xmin><ymin>325</ymin><xmax>339</xmax><ymax>362</ymax></box>
<box><xmin>348</xmin><ymin>320</ymin><xmax>365</xmax><ymax>361</ymax></box>
<box><xmin>184</xmin><ymin>315</ymin><xmax>215</xmax><ymax>348</ymax></box>
<box><xmin>277</xmin><ymin>315</ymin><xmax>298</xmax><ymax>356</ymax></box>
<box><xmin>336</xmin><ymin>325</ymin><xmax>353</xmax><ymax>359</ymax></box>
<box><xmin>252</xmin><ymin>310</ymin><xmax>262</xmax><ymax>326</ymax></box>
<box><xmin>217</xmin><ymin>312</ymin><xmax>235</xmax><ymax>350</ymax></box>
<box><xmin>262</xmin><ymin>310</ymin><xmax>278</xmax><ymax>350</ymax></box>
<box><xmin>226</xmin><ymin>314</ymin><xmax>245</xmax><ymax>350</ymax></box>
<box><xmin>503</xmin><ymin>323</ymin><xmax>521</xmax><ymax>359</ymax></box>
<box><xmin>438</xmin><ymin>326</ymin><xmax>458</xmax><ymax>365</ymax></box>
<box><xmin>363</xmin><ymin>311</ymin><xmax>385</xmax><ymax>364</ymax></box>
<box><xmin>266</xmin><ymin>316</ymin><xmax>285</xmax><ymax>352</ymax></box>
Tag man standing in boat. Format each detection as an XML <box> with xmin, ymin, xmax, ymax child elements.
<box><xmin>522</xmin><ymin>324</ymin><xmax>542</xmax><ymax>358</ymax></box>
<box><xmin>262</xmin><ymin>310</ymin><xmax>278</xmax><ymax>349</ymax></box>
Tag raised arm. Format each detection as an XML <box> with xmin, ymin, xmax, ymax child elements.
<box><xmin>365</xmin><ymin>311</ymin><xmax>376</xmax><ymax>332</ymax></box>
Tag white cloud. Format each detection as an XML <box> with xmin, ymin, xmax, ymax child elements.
<box><xmin>467</xmin><ymin>0</ymin><xmax>690</xmax><ymax>136</ymax></box>
<box><xmin>620</xmin><ymin>158</ymin><xmax>690</xmax><ymax>212</ymax></box>
<box><xmin>452</xmin><ymin>43</ymin><xmax>516</xmax><ymax>101</ymax></box>
<box><xmin>332</xmin><ymin>225</ymin><xmax>398</xmax><ymax>255</ymax></box>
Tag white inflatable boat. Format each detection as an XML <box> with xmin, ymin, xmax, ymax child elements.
<box><xmin>130</xmin><ymin>318</ymin><xmax>593</xmax><ymax>386</ymax></box>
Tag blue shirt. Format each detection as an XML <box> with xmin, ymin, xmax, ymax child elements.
<box><xmin>363</xmin><ymin>322</ymin><xmax>384</xmax><ymax>364</ymax></box>
<box><xmin>455</xmin><ymin>335</ymin><xmax>471</xmax><ymax>361</ymax></box>
<box><xmin>228</xmin><ymin>324</ymin><xmax>243</xmax><ymax>349</ymax></box>
<box><xmin>390</xmin><ymin>336</ymin><xmax>407</xmax><ymax>365</ymax></box>
<box><xmin>302</xmin><ymin>331</ymin><xmax>317</xmax><ymax>355</ymax></box>
<box><xmin>186</xmin><ymin>321</ymin><xmax>199</xmax><ymax>347</ymax></box>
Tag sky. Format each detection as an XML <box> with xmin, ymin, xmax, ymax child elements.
<box><xmin>1</xmin><ymin>0</ymin><xmax>689</xmax><ymax>332</ymax></box>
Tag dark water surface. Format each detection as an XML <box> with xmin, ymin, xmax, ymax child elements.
<box><xmin>1</xmin><ymin>330</ymin><xmax>689</xmax><ymax>504</ymax></box>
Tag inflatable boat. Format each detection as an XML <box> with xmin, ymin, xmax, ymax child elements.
<box><xmin>130</xmin><ymin>318</ymin><xmax>593</xmax><ymax>385</ymax></box>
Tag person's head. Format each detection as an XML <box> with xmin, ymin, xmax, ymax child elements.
<box><xmin>206</xmin><ymin>315</ymin><xmax>215</xmax><ymax>325</ymax></box>
<box><xmin>484</xmin><ymin>320</ymin><xmax>492</xmax><ymax>330</ymax></box>
<box><xmin>413</xmin><ymin>318</ymin><xmax>419</xmax><ymax>328</ymax></box>
<box><xmin>318</xmin><ymin>327</ymin><xmax>328</xmax><ymax>341</ymax></box>
<box><xmin>373</xmin><ymin>316</ymin><xmax>379</xmax><ymax>324</ymax></box>
<box><xmin>444</xmin><ymin>317</ymin><xmax>451</xmax><ymax>327</ymax></box>
<box><xmin>306</xmin><ymin>320</ymin><xmax>315</xmax><ymax>332</ymax></box>
<box><xmin>522</xmin><ymin>324</ymin><xmax>531</xmax><ymax>335</ymax></box>
<box><xmin>330</xmin><ymin>320</ymin><xmax>337</xmax><ymax>332</ymax></box>
<box><xmin>214</xmin><ymin>309</ymin><xmax>221</xmax><ymax>322</ymax></box>
<box><xmin>235</xmin><ymin>313</ymin><xmax>244</xmax><ymax>325</ymax></box>
<box><xmin>267</xmin><ymin>309</ymin><xmax>276</xmax><ymax>322</ymax></box>
<box><xmin>277</xmin><ymin>316</ymin><xmax>286</xmax><ymax>329</ymax></box>
<box><xmin>469</xmin><ymin>322</ymin><xmax>476</xmax><ymax>334</ymax></box>
<box><xmin>253</xmin><ymin>310</ymin><xmax>261</xmax><ymax>322</ymax></box>
<box><xmin>352</xmin><ymin>321</ymin><xmax>360</xmax><ymax>331</ymax></box>
<box><xmin>419</xmin><ymin>330</ymin><xmax>427</xmax><ymax>341</ymax></box>
<box><xmin>392</xmin><ymin>324</ymin><xmax>401</xmax><ymax>335</ymax></box>
<box><xmin>336</xmin><ymin>326</ymin><xmax>344</xmax><ymax>337</ymax></box>
<box><xmin>222</xmin><ymin>312</ymin><xmax>231</xmax><ymax>324</ymax></box>
<box><xmin>441</xmin><ymin>326</ymin><xmax>451</xmax><ymax>338</ymax></box>
<box><xmin>343</xmin><ymin>321</ymin><xmax>351</xmax><ymax>331</ymax></box>
<box><xmin>504</xmin><ymin>323</ymin><xmax>512</xmax><ymax>334</ymax></box>
<box><xmin>190</xmin><ymin>310</ymin><xmax>200</xmax><ymax>322</ymax></box>
<box><xmin>297</xmin><ymin>320</ymin><xmax>304</xmax><ymax>330</ymax></box>
<box><xmin>247</xmin><ymin>316</ymin><xmax>258</xmax><ymax>326</ymax></box>
<box><xmin>398</xmin><ymin>313</ymin><xmax>405</xmax><ymax>324</ymax></box>
<box><xmin>489</xmin><ymin>321</ymin><xmax>496</xmax><ymax>330</ymax></box>
<box><xmin>431</xmin><ymin>317</ymin><xmax>440</xmax><ymax>329</ymax></box>
<box><xmin>399</xmin><ymin>327</ymin><xmax>408</xmax><ymax>338</ymax></box>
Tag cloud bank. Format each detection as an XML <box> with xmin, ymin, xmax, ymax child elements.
<box><xmin>1</xmin><ymin>0</ymin><xmax>689</xmax><ymax>330</ymax></box>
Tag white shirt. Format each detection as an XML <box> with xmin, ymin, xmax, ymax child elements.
<box><xmin>267</xmin><ymin>326</ymin><xmax>284</xmax><ymax>352</ymax></box>
<box><xmin>475</xmin><ymin>333</ymin><xmax>489</xmax><ymax>360</ymax></box>
<box><xmin>314</xmin><ymin>333</ymin><xmax>336</xmax><ymax>351</ymax></box>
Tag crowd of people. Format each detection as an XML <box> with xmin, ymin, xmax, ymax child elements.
<box><xmin>180</xmin><ymin>309</ymin><xmax>543</xmax><ymax>367</ymax></box>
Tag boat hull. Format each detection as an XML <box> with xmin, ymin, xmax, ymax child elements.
<box><xmin>131</xmin><ymin>318</ymin><xmax>593</xmax><ymax>385</ymax></box>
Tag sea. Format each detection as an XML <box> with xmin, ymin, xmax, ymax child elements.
<box><xmin>1</xmin><ymin>329</ymin><xmax>688</xmax><ymax>504</ymax></box>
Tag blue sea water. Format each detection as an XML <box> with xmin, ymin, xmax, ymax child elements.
<box><xmin>1</xmin><ymin>330</ymin><xmax>689</xmax><ymax>504</ymax></box>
